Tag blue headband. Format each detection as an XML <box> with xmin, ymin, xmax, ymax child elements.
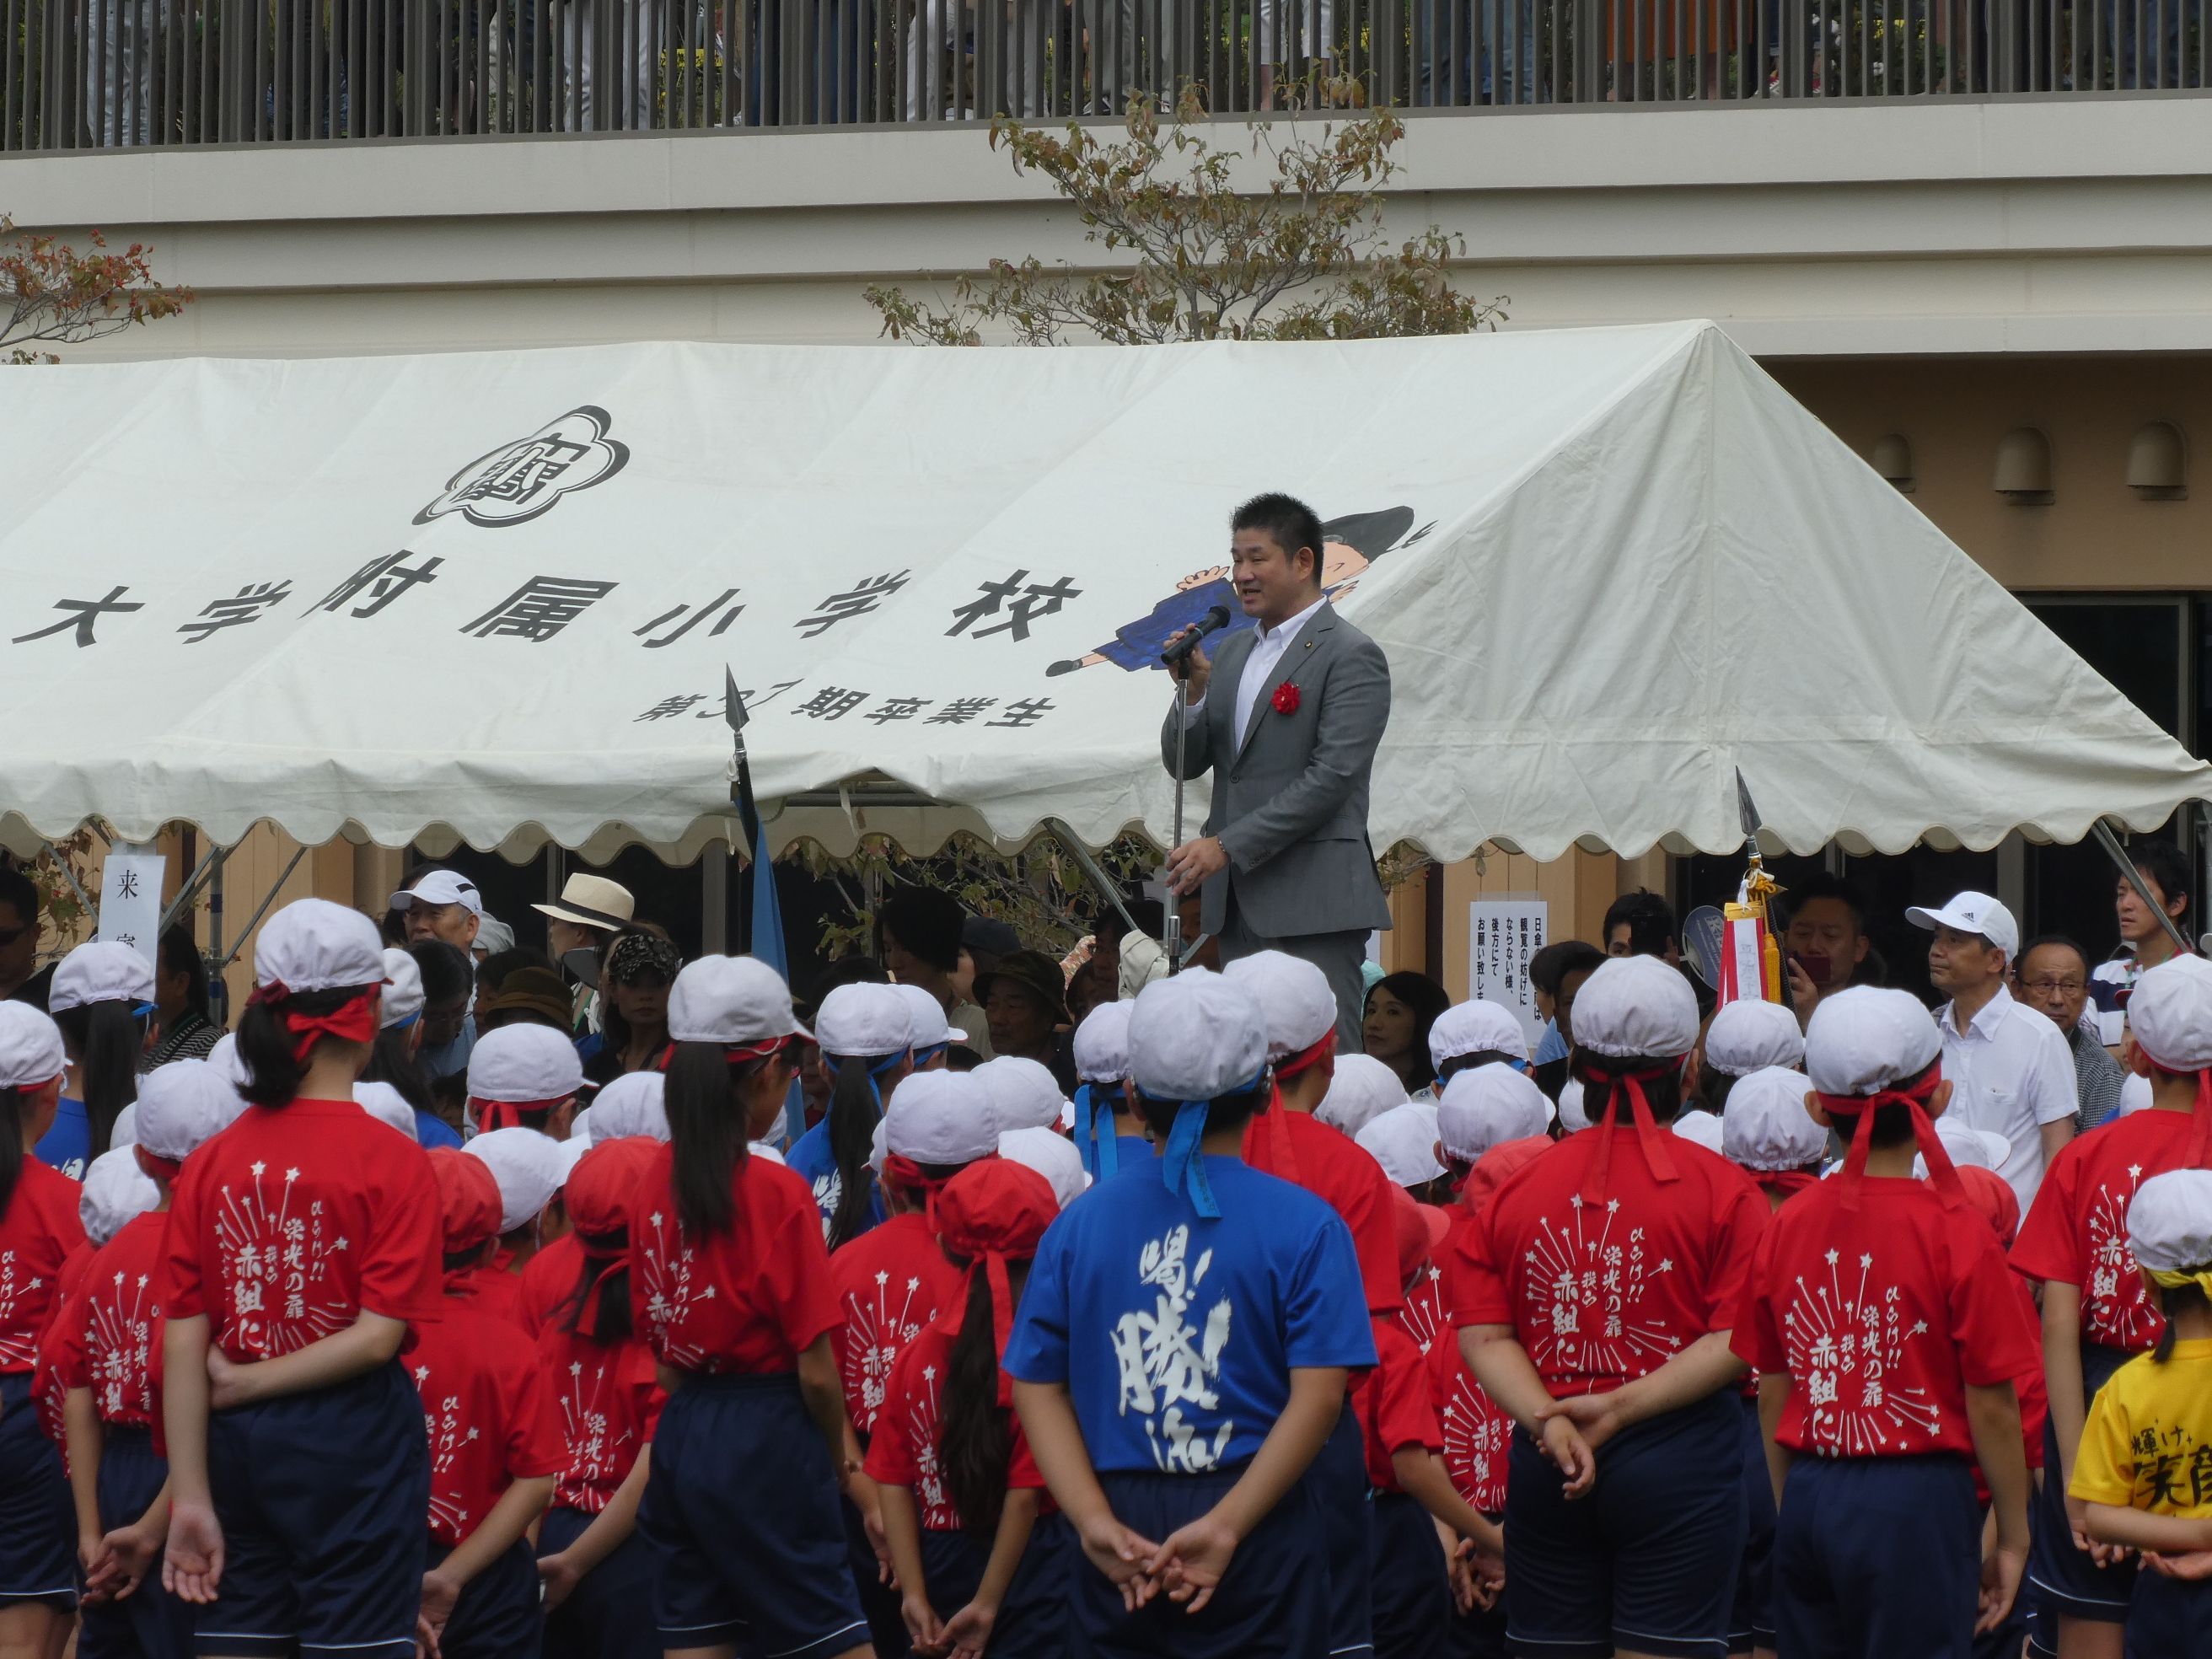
<box><xmin>384</xmin><ymin>1011</ymin><xmax>421</xmax><ymax>1032</ymax></box>
<box><xmin>1141</xmin><ymin>1066</ymin><xmax>1269</xmax><ymax>1221</ymax></box>
<box><xmin>1077</xmin><ymin>1081</ymin><xmax>1121</xmax><ymax>1183</ymax></box>
<box><xmin>860</xmin><ymin>1048</ymin><xmax>910</xmax><ymax>1115</ymax></box>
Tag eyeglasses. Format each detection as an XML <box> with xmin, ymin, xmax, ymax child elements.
<box><xmin>2021</xmin><ymin>979</ymin><xmax>2086</xmax><ymax>996</ymax></box>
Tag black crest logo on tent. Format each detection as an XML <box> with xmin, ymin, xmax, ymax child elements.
<box><xmin>414</xmin><ymin>406</ymin><xmax>631</xmax><ymax>529</ymax></box>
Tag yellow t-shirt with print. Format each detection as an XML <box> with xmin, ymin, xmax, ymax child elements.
<box><xmin>2070</xmin><ymin>1339</ymin><xmax>2212</xmax><ymax>1519</ymax></box>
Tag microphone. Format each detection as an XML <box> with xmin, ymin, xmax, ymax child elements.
<box><xmin>1160</xmin><ymin>604</ymin><xmax>1232</xmax><ymax>670</ymax></box>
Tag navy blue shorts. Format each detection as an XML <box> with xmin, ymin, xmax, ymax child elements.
<box><xmin>80</xmin><ymin>1426</ymin><xmax>193</xmax><ymax>1659</ymax></box>
<box><xmin>0</xmin><ymin>1371</ymin><xmax>76</xmax><ymax>1610</ymax></box>
<box><xmin>1502</xmin><ymin>1387</ymin><xmax>1744</xmax><ymax>1659</ymax></box>
<box><xmin>427</xmin><ymin>1535</ymin><xmax>541</xmax><ymax>1659</ymax></box>
<box><xmin>914</xmin><ymin>1511</ymin><xmax>1064</xmax><ymax>1659</ymax></box>
<box><xmin>1368</xmin><ymin>1491</ymin><xmax>1447</xmax><ymax>1659</ymax></box>
<box><xmin>2027</xmin><ymin>1344</ymin><xmax>2139</xmax><ymax>1633</ymax></box>
<box><xmin>838</xmin><ymin>1493</ymin><xmax>908</xmax><ymax>1659</ymax></box>
<box><xmin>196</xmin><ymin>1360</ymin><xmax>428</xmax><ymax>1659</ymax></box>
<box><xmin>1730</xmin><ymin>1393</ymin><xmax>1775</xmax><ymax>1655</ymax></box>
<box><xmin>1771</xmin><ymin>1454</ymin><xmax>1979</xmax><ymax>1659</ymax></box>
<box><xmin>2123</xmin><ymin>1567</ymin><xmax>2212</xmax><ymax>1659</ymax></box>
<box><xmin>1302</xmin><ymin>1400</ymin><xmax>1373</xmax><ymax>1658</ymax></box>
<box><xmin>539</xmin><ymin>1506</ymin><xmax>658</xmax><ymax>1659</ymax></box>
<box><xmin>635</xmin><ymin>1372</ymin><xmax>868</xmax><ymax>1659</ymax></box>
<box><xmin>1076</xmin><ymin>1465</ymin><xmax>1329</xmax><ymax>1658</ymax></box>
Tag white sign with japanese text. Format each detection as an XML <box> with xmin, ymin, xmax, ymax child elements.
<box><xmin>97</xmin><ymin>851</ymin><xmax>166</xmax><ymax>966</ymax></box>
<box><xmin>1468</xmin><ymin>899</ymin><xmax>1548</xmax><ymax>1048</ymax></box>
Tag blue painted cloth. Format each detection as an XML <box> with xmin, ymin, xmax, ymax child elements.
<box><xmin>785</xmin><ymin>1119</ymin><xmax>885</xmax><ymax>1242</ymax></box>
<box><xmin>34</xmin><ymin>1097</ymin><xmax>89</xmax><ymax>1178</ymax></box>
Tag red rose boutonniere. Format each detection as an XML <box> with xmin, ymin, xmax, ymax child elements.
<box><xmin>1272</xmin><ymin>683</ymin><xmax>1302</xmax><ymax>716</ymax></box>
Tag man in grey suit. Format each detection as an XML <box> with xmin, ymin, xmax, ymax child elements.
<box><xmin>1162</xmin><ymin>492</ymin><xmax>1392</xmax><ymax>1048</ymax></box>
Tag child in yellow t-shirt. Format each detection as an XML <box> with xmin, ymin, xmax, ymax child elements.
<box><xmin>2071</xmin><ymin>1167</ymin><xmax>2212</xmax><ymax>1656</ymax></box>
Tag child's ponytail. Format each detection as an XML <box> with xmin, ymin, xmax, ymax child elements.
<box><xmin>52</xmin><ymin>1000</ymin><xmax>142</xmax><ymax>1157</ymax></box>
<box><xmin>2153</xmin><ymin>1278</ymin><xmax>2209</xmax><ymax>1364</ymax></box>
<box><xmin>825</xmin><ymin>1052</ymin><xmax>894</xmax><ymax>1250</ymax></box>
<box><xmin>940</xmin><ymin>1264</ymin><xmax>1014</xmax><ymax>1535</ymax></box>
<box><xmin>0</xmin><ymin>1086</ymin><xmax>25</xmax><ymax>1216</ymax></box>
<box><xmin>666</xmin><ymin>1042</ymin><xmax>763</xmax><ymax>1239</ymax></box>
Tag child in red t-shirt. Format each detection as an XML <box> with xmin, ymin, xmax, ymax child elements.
<box><xmin>866</xmin><ymin>1155</ymin><xmax>1065</xmax><ymax>1659</ymax></box>
<box><xmin>157</xmin><ymin>899</ymin><xmax>445</xmax><ymax>1659</ymax></box>
<box><xmin>408</xmin><ymin>1148</ymin><xmax>563</xmax><ymax>1659</ymax></box>
<box><xmin>1734</xmin><ymin>986</ymin><xmax>2038</xmax><ymax>1659</ymax></box>
<box><xmin>534</xmin><ymin>1135</ymin><xmax>664</xmax><ymax>1659</ymax></box>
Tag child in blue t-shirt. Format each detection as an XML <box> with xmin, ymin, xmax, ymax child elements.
<box><xmin>1004</xmin><ymin>969</ymin><xmax>1377</xmax><ymax>1659</ymax></box>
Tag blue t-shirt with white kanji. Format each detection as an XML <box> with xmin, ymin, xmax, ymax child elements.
<box><xmin>1003</xmin><ymin>1154</ymin><xmax>1376</xmax><ymax>1475</ymax></box>
<box><xmin>786</xmin><ymin>1119</ymin><xmax>885</xmax><ymax>1243</ymax></box>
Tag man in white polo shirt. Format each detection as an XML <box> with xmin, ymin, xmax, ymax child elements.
<box><xmin>1908</xmin><ymin>889</ymin><xmax>2076</xmax><ymax>1212</ymax></box>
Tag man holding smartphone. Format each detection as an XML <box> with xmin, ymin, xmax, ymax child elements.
<box><xmin>1780</xmin><ymin>871</ymin><xmax>1876</xmax><ymax>1027</ymax></box>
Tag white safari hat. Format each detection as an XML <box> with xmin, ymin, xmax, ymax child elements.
<box><xmin>2129</xmin><ymin>1168</ymin><xmax>2212</xmax><ymax>1272</ymax></box>
<box><xmin>0</xmin><ymin>1002</ymin><xmax>66</xmax><ymax>1090</ymax></box>
<box><xmin>389</xmin><ymin>869</ymin><xmax>483</xmax><ymax>918</ymax></box>
<box><xmin>51</xmin><ymin>941</ymin><xmax>156</xmax><ymax>1012</ymax></box>
<box><xmin>464</xmin><ymin>1126</ymin><xmax>572</xmax><ymax>1234</ymax></box>
<box><xmin>1702</xmin><ymin>999</ymin><xmax>1806</xmax><ymax>1077</ymax></box>
<box><xmin>1072</xmin><ymin>1001</ymin><xmax>1134</xmax><ymax>1085</ymax></box>
<box><xmin>814</xmin><ymin>983</ymin><xmax>915</xmax><ymax>1060</ymax></box>
<box><xmin>354</xmin><ymin>1082</ymin><xmax>419</xmax><ymax>1139</ymax></box>
<box><xmin>667</xmin><ymin>957</ymin><xmax>809</xmax><ymax>1046</ymax></box>
<box><xmin>255</xmin><ymin>899</ymin><xmax>387</xmax><ymax>995</ymax></box>
<box><xmin>1128</xmin><ymin>969</ymin><xmax>1269</xmax><ymax>1103</ymax></box>
<box><xmin>1905</xmin><ymin>891</ymin><xmax>2019</xmax><ymax>960</ymax></box>
<box><xmin>381</xmin><ymin>948</ymin><xmax>426</xmax><ymax>1028</ymax></box>
<box><xmin>1428</xmin><ymin>1001</ymin><xmax>1531</xmax><ymax>1069</ymax></box>
<box><xmin>1571</xmin><ymin>957</ymin><xmax>1700</xmax><ymax>1059</ymax></box>
<box><xmin>1805</xmin><ymin>987</ymin><xmax>1942</xmax><ymax>1097</ymax></box>
<box><xmin>1722</xmin><ymin>1066</ymin><xmax>1828</xmax><ymax>1173</ymax></box>
<box><xmin>1000</xmin><ymin>1125</ymin><xmax>1088</xmax><ymax>1208</ymax></box>
<box><xmin>136</xmin><ymin>1059</ymin><xmax>245</xmax><ymax>1161</ymax></box>
<box><xmin>891</xmin><ymin>983</ymin><xmax>963</xmax><ymax>1051</ymax></box>
<box><xmin>467</xmin><ymin>1023</ymin><xmax>585</xmax><ymax>1103</ymax></box>
<box><xmin>976</xmin><ymin>1056</ymin><xmax>1066</xmax><ymax>1133</ymax></box>
<box><xmin>533</xmin><ymin>874</ymin><xmax>636</xmax><ymax>934</ymax></box>
<box><xmin>589</xmin><ymin>1071</ymin><xmax>670</xmax><ymax>1142</ymax></box>
<box><xmin>79</xmin><ymin>1148</ymin><xmax>161</xmax><ymax>1246</ymax></box>
<box><xmin>884</xmin><ymin>1070</ymin><xmax>1001</xmax><ymax>1166</ymax></box>
<box><xmin>1357</xmin><ymin>1103</ymin><xmax>1447</xmax><ymax>1188</ymax></box>
<box><xmin>1671</xmin><ymin>1109</ymin><xmax>1726</xmax><ymax>1154</ymax></box>
<box><xmin>1438</xmin><ymin>1062</ymin><xmax>1552</xmax><ymax>1162</ymax></box>
<box><xmin>1221</xmin><ymin>951</ymin><xmax>1337</xmax><ymax>1064</ymax></box>
<box><xmin>2127</xmin><ymin>954</ymin><xmax>2212</xmax><ymax>1072</ymax></box>
<box><xmin>1315</xmin><ymin>1054</ymin><xmax>1408</xmax><ymax>1139</ymax></box>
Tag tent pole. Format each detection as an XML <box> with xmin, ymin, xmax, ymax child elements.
<box><xmin>217</xmin><ymin>845</ymin><xmax>310</xmax><ymax>970</ymax></box>
<box><xmin>2089</xmin><ymin>818</ymin><xmax>2196</xmax><ymax>957</ymax></box>
<box><xmin>160</xmin><ymin>842</ymin><xmax>231</xmax><ymax>935</ymax></box>
<box><xmin>1042</xmin><ymin>819</ymin><xmax>1144</xmax><ymax>941</ymax></box>
<box><xmin>40</xmin><ymin>840</ymin><xmax>99</xmax><ymax>927</ymax></box>
<box><xmin>1164</xmin><ymin>686</ymin><xmax>1187</xmax><ymax>973</ymax></box>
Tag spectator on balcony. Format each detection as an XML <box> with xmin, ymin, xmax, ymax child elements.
<box><xmin>1259</xmin><ymin>0</ymin><xmax>1336</xmax><ymax>107</ymax></box>
<box><xmin>84</xmin><ymin>0</ymin><xmax>166</xmax><ymax>145</ymax></box>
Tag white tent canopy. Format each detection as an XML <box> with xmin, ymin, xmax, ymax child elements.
<box><xmin>2</xmin><ymin>322</ymin><xmax>2204</xmax><ymax>864</ymax></box>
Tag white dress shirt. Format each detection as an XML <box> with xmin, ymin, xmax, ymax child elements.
<box><xmin>1181</xmin><ymin>593</ymin><xmax>1329</xmax><ymax>746</ymax></box>
<box><xmin>1934</xmin><ymin>982</ymin><xmax>2079</xmax><ymax>1214</ymax></box>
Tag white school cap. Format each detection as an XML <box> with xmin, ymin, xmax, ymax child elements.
<box><xmin>893</xmin><ymin>983</ymin><xmax>963</xmax><ymax>1050</ymax></box>
<box><xmin>110</xmin><ymin>1103</ymin><xmax>137</xmax><ymax>1149</ymax></box>
<box><xmin>2128</xmin><ymin>1169</ymin><xmax>2212</xmax><ymax>1271</ymax></box>
<box><xmin>1671</xmin><ymin>1109</ymin><xmax>1726</xmax><ymax>1154</ymax></box>
<box><xmin>381</xmin><ymin>948</ymin><xmax>425</xmax><ymax>1028</ymax></box>
<box><xmin>1805</xmin><ymin>986</ymin><xmax>1941</xmax><ymax>1096</ymax></box>
<box><xmin>2125</xmin><ymin>954</ymin><xmax>2212</xmax><ymax>1072</ymax></box>
<box><xmin>467</xmin><ymin>1023</ymin><xmax>584</xmax><ymax>1103</ymax></box>
<box><xmin>1570</xmin><ymin>956</ymin><xmax>1699</xmax><ymax>1059</ymax></box>
<box><xmin>566</xmin><ymin>1106</ymin><xmax>595</xmax><ymax>1149</ymax></box>
<box><xmin>464</xmin><ymin>1126</ymin><xmax>572</xmax><ymax>1234</ymax></box>
<box><xmin>1721</xmin><ymin>1066</ymin><xmax>1828</xmax><ymax>1173</ymax></box>
<box><xmin>1557</xmin><ymin>1076</ymin><xmax>1592</xmax><ymax>1132</ymax></box>
<box><xmin>1701</xmin><ymin>998</ymin><xmax>1806</xmax><ymax>1077</ymax></box>
<box><xmin>1315</xmin><ymin>1054</ymin><xmax>1409</xmax><ymax>1139</ymax></box>
<box><xmin>999</xmin><ymin>1125</ymin><xmax>1088</xmax><ymax>1208</ymax></box>
<box><xmin>884</xmin><ymin>1069</ymin><xmax>1001</xmax><ymax>1165</ymax></box>
<box><xmin>1221</xmin><ymin>950</ymin><xmax>1337</xmax><ymax>1063</ymax></box>
<box><xmin>354</xmin><ymin>1082</ymin><xmax>419</xmax><ymax>1140</ymax></box>
<box><xmin>1072</xmin><ymin>1001</ymin><xmax>1134</xmax><ymax>1085</ymax></box>
<box><xmin>207</xmin><ymin>1030</ymin><xmax>251</xmax><ymax>1090</ymax></box>
<box><xmin>814</xmin><ymin>982</ymin><xmax>913</xmax><ymax>1060</ymax></box>
<box><xmin>255</xmin><ymin>899</ymin><xmax>386</xmax><ymax>994</ymax></box>
<box><xmin>1438</xmin><ymin>1062</ymin><xmax>1552</xmax><ymax>1161</ymax></box>
<box><xmin>867</xmin><ymin>1115</ymin><xmax>889</xmax><ymax>1176</ymax></box>
<box><xmin>1128</xmin><ymin>968</ymin><xmax>1268</xmax><ymax>1102</ymax></box>
<box><xmin>51</xmin><ymin>941</ymin><xmax>156</xmax><ymax>1012</ymax></box>
<box><xmin>79</xmin><ymin>1148</ymin><xmax>160</xmax><ymax>1247</ymax></box>
<box><xmin>0</xmin><ymin>1002</ymin><xmax>66</xmax><ymax>1090</ymax></box>
<box><xmin>1357</xmin><ymin>1102</ymin><xmax>1447</xmax><ymax>1188</ymax></box>
<box><xmin>588</xmin><ymin>1071</ymin><xmax>670</xmax><ymax>1142</ymax></box>
<box><xmin>137</xmin><ymin>1058</ymin><xmax>245</xmax><ymax>1161</ymax></box>
<box><xmin>1916</xmin><ymin>1120</ymin><xmax>2013</xmax><ymax>1178</ymax></box>
<box><xmin>1904</xmin><ymin>891</ymin><xmax>2019</xmax><ymax>960</ymax></box>
<box><xmin>389</xmin><ymin>869</ymin><xmax>482</xmax><ymax>917</ymax></box>
<box><xmin>976</xmin><ymin>1055</ymin><xmax>1066</xmax><ymax>1133</ymax></box>
<box><xmin>1428</xmin><ymin>1000</ymin><xmax>1531</xmax><ymax>1069</ymax></box>
<box><xmin>667</xmin><ymin>956</ymin><xmax>810</xmax><ymax>1044</ymax></box>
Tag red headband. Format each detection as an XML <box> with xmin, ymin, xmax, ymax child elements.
<box><xmin>1579</xmin><ymin>1062</ymin><xmax>1682</xmax><ymax>1204</ymax></box>
<box><xmin>656</xmin><ymin>1034</ymin><xmax>793</xmax><ymax>1072</ymax></box>
<box><xmin>248</xmin><ymin>983</ymin><xmax>381</xmax><ymax>1064</ymax></box>
<box><xmin>576</xmin><ymin>1227</ymin><xmax>629</xmax><ymax>1261</ymax></box>
<box><xmin>1758</xmin><ymin>1169</ymin><xmax>1821</xmax><ymax>1204</ymax></box>
<box><xmin>1275</xmin><ymin>1029</ymin><xmax>1336</xmax><ymax>1082</ymax></box>
<box><xmin>882</xmin><ymin>1152</ymin><xmax>961</xmax><ymax>1196</ymax></box>
<box><xmin>1812</xmin><ymin>1062</ymin><xmax>1962</xmax><ymax>1211</ymax></box>
<box><xmin>1258</xmin><ymin>1082</ymin><xmax>1302</xmax><ymax>1181</ymax></box>
<box><xmin>470</xmin><ymin>1095</ymin><xmax>573</xmax><ymax>1134</ymax></box>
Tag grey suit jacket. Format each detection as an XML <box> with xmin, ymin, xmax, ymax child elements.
<box><xmin>1160</xmin><ymin>607</ymin><xmax>1393</xmax><ymax>940</ymax></box>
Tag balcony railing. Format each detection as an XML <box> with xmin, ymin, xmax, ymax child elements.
<box><xmin>3</xmin><ymin>0</ymin><xmax>2206</xmax><ymax>151</ymax></box>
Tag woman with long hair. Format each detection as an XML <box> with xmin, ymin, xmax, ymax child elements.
<box><xmin>786</xmin><ymin>982</ymin><xmax>914</xmax><ymax>1248</ymax></box>
<box><xmin>158</xmin><ymin>899</ymin><xmax>443</xmax><ymax>1659</ymax></box>
<box><xmin>45</xmin><ymin>941</ymin><xmax>156</xmax><ymax>1176</ymax></box>
<box><xmin>1363</xmin><ymin>970</ymin><xmax>1452</xmax><ymax>1095</ymax></box>
<box><xmin>583</xmin><ymin>932</ymin><xmax>680</xmax><ymax>1089</ymax></box>
<box><xmin>626</xmin><ymin>956</ymin><xmax>872</xmax><ymax>1659</ymax></box>
<box><xmin>0</xmin><ymin>1002</ymin><xmax>88</xmax><ymax>1659</ymax></box>
<box><xmin>867</xmin><ymin>1156</ymin><xmax>1064</xmax><ymax>1659</ymax></box>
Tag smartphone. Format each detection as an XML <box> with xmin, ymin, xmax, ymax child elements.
<box><xmin>1791</xmin><ymin>950</ymin><xmax>1832</xmax><ymax>985</ymax></box>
